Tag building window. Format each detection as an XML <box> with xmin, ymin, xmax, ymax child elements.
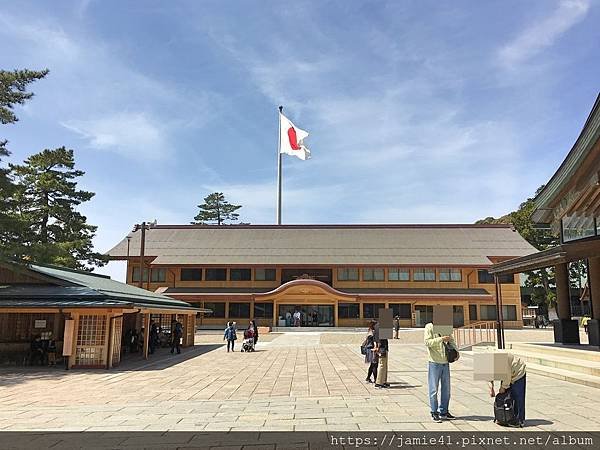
<box><xmin>149</xmin><ymin>268</ymin><xmax>166</xmax><ymax>283</ymax></box>
<box><xmin>439</xmin><ymin>268</ymin><xmax>462</xmax><ymax>282</ymax></box>
<box><xmin>204</xmin><ymin>302</ymin><xmax>225</xmax><ymax>318</ymax></box>
<box><xmin>477</xmin><ymin>270</ymin><xmax>514</xmax><ymax>284</ymax></box>
<box><xmin>453</xmin><ymin>306</ymin><xmax>464</xmax><ymax>327</ymax></box>
<box><xmin>132</xmin><ymin>267</ymin><xmax>148</xmax><ymax>282</ymax></box>
<box><xmin>206</xmin><ymin>268</ymin><xmax>227</xmax><ymax>281</ymax></box>
<box><xmin>363</xmin><ymin>268</ymin><xmax>384</xmax><ymax>281</ymax></box>
<box><xmin>502</xmin><ymin>305</ymin><xmax>517</xmax><ymax>321</ymax></box>
<box><xmin>181</xmin><ymin>268</ymin><xmax>202</xmax><ymax>281</ymax></box>
<box><xmin>388</xmin><ymin>268</ymin><xmax>410</xmax><ymax>281</ymax></box>
<box><xmin>469</xmin><ymin>304</ymin><xmax>478</xmax><ymax>321</ymax></box>
<box><xmin>480</xmin><ymin>305</ymin><xmax>497</xmax><ymax>321</ymax></box>
<box><xmin>254</xmin><ymin>302</ymin><xmax>273</xmax><ymax>319</ymax></box>
<box><xmin>389</xmin><ymin>303</ymin><xmax>411</xmax><ymax>319</ymax></box>
<box><xmin>562</xmin><ymin>214</ymin><xmax>596</xmax><ymax>242</ymax></box>
<box><xmin>228</xmin><ymin>302</ymin><xmax>250</xmax><ymax>318</ymax></box>
<box><xmin>338</xmin><ymin>267</ymin><xmax>359</xmax><ymax>281</ymax></box>
<box><xmin>338</xmin><ymin>303</ymin><xmax>360</xmax><ymax>319</ymax></box>
<box><xmin>414</xmin><ymin>305</ymin><xmax>433</xmax><ymax>327</ymax></box>
<box><xmin>255</xmin><ymin>268</ymin><xmax>276</xmax><ymax>281</ymax></box>
<box><xmin>363</xmin><ymin>303</ymin><xmax>385</xmax><ymax>319</ymax></box>
<box><xmin>413</xmin><ymin>268</ymin><xmax>435</xmax><ymax>281</ymax></box>
<box><xmin>230</xmin><ymin>268</ymin><xmax>251</xmax><ymax>281</ymax></box>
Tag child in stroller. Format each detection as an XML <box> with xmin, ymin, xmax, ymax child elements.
<box><xmin>241</xmin><ymin>328</ymin><xmax>255</xmax><ymax>352</ymax></box>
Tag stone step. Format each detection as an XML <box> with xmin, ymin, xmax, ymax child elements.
<box><xmin>526</xmin><ymin>362</ymin><xmax>600</xmax><ymax>389</ymax></box>
<box><xmin>509</xmin><ymin>342</ymin><xmax>600</xmax><ymax>362</ymax></box>
<box><xmin>508</xmin><ymin>349</ymin><xmax>600</xmax><ymax>377</ymax></box>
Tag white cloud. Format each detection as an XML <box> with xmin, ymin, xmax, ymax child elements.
<box><xmin>497</xmin><ymin>0</ymin><xmax>590</xmax><ymax>68</ymax></box>
<box><xmin>61</xmin><ymin>112</ymin><xmax>167</xmax><ymax>159</ymax></box>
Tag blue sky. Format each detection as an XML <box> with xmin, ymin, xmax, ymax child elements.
<box><xmin>1</xmin><ymin>0</ymin><xmax>599</xmax><ymax>280</ymax></box>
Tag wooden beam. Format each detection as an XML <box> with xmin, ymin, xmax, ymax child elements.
<box><xmin>143</xmin><ymin>313</ymin><xmax>150</xmax><ymax>360</ymax></box>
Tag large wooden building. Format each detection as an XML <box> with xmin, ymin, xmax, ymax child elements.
<box><xmin>491</xmin><ymin>93</ymin><xmax>600</xmax><ymax>347</ymax></box>
<box><xmin>107</xmin><ymin>224</ymin><xmax>535</xmax><ymax>329</ymax></box>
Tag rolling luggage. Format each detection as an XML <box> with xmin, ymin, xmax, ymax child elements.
<box><xmin>494</xmin><ymin>391</ymin><xmax>518</xmax><ymax>426</ymax></box>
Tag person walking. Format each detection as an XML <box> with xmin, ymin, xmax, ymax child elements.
<box><xmin>224</xmin><ymin>321</ymin><xmax>237</xmax><ymax>352</ymax></box>
<box><xmin>364</xmin><ymin>320</ymin><xmax>379</xmax><ymax>383</ymax></box>
<box><xmin>170</xmin><ymin>319</ymin><xmax>183</xmax><ymax>354</ymax></box>
<box><xmin>393</xmin><ymin>316</ymin><xmax>400</xmax><ymax>339</ymax></box>
<box><xmin>424</xmin><ymin>322</ymin><xmax>458</xmax><ymax>422</ymax></box>
<box><xmin>582</xmin><ymin>315</ymin><xmax>590</xmax><ymax>334</ymax></box>
<box><xmin>489</xmin><ymin>353</ymin><xmax>527</xmax><ymax>427</ymax></box>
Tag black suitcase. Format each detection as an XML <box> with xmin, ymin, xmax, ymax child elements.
<box><xmin>494</xmin><ymin>391</ymin><xmax>518</xmax><ymax>426</ymax></box>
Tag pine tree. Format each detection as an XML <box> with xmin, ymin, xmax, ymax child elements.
<box><xmin>0</xmin><ymin>68</ymin><xmax>49</xmax><ymax>260</ymax></box>
<box><xmin>193</xmin><ymin>192</ymin><xmax>242</xmax><ymax>225</ymax></box>
<box><xmin>10</xmin><ymin>147</ymin><xmax>106</xmax><ymax>270</ymax></box>
<box><xmin>0</xmin><ymin>69</ymin><xmax>49</xmax><ymax>125</ymax></box>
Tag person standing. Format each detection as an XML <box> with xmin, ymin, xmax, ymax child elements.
<box><xmin>224</xmin><ymin>321</ymin><xmax>237</xmax><ymax>352</ymax></box>
<box><xmin>149</xmin><ymin>321</ymin><xmax>159</xmax><ymax>354</ymax></box>
<box><xmin>393</xmin><ymin>316</ymin><xmax>400</xmax><ymax>339</ymax></box>
<box><xmin>489</xmin><ymin>353</ymin><xmax>527</xmax><ymax>427</ymax></box>
<box><xmin>375</xmin><ymin>338</ymin><xmax>389</xmax><ymax>388</ymax></box>
<box><xmin>424</xmin><ymin>322</ymin><xmax>458</xmax><ymax>422</ymax></box>
<box><xmin>250</xmin><ymin>320</ymin><xmax>259</xmax><ymax>345</ymax></box>
<box><xmin>364</xmin><ymin>321</ymin><xmax>378</xmax><ymax>383</ymax></box>
<box><xmin>171</xmin><ymin>319</ymin><xmax>183</xmax><ymax>354</ymax></box>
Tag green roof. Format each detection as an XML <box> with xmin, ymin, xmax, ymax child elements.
<box><xmin>9</xmin><ymin>264</ymin><xmax>201</xmax><ymax>311</ymax></box>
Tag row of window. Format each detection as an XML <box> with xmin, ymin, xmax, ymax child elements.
<box><xmin>201</xmin><ymin>301</ymin><xmax>517</xmax><ymax>321</ymax></box>
<box><xmin>204</xmin><ymin>302</ymin><xmax>274</xmax><ymax>319</ymax></box>
<box><xmin>132</xmin><ymin>267</ymin><xmax>276</xmax><ymax>283</ymax></box>
<box><xmin>132</xmin><ymin>267</ymin><xmax>514</xmax><ymax>284</ymax></box>
<box><xmin>340</xmin><ymin>268</ymin><xmax>514</xmax><ymax>283</ymax></box>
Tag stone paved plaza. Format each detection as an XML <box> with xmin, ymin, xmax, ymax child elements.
<box><xmin>0</xmin><ymin>330</ymin><xmax>598</xmax><ymax>433</ymax></box>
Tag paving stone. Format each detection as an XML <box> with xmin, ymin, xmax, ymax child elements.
<box><xmin>0</xmin><ymin>330</ymin><xmax>599</xmax><ymax>434</ymax></box>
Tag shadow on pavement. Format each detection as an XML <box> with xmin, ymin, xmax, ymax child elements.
<box><xmin>0</xmin><ymin>344</ymin><xmax>222</xmax><ymax>387</ymax></box>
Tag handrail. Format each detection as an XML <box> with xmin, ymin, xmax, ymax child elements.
<box><xmin>454</xmin><ymin>321</ymin><xmax>496</xmax><ymax>349</ymax></box>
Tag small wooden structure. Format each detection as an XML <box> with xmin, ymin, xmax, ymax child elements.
<box><xmin>0</xmin><ymin>262</ymin><xmax>206</xmax><ymax>368</ymax></box>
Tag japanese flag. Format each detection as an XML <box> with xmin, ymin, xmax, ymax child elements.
<box><xmin>279</xmin><ymin>112</ymin><xmax>311</xmax><ymax>160</ymax></box>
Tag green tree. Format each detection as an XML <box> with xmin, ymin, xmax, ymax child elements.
<box><xmin>0</xmin><ymin>68</ymin><xmax>49</xmax><ymax>260</ymax></box>
<box><xmin>10</xmin><ymin>147</ymin><xmax>105</xmax><ymax>270</ymax></box>
<box><xmin>1</xmin><ymin>69</ymin><xmax>49</xmax><ymax>125</ymax></box>
<box><xmin>476</xmin><ymin>185</ymin><xmax>559</xmax><ymax>311</ymax></box>
<box><xmin>193</xmin><ymin>192</ymin><xmax>242</xmax><ymax>225</ymax></box>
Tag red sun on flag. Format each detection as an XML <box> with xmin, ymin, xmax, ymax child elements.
<box><xmin>287</xmin><ymin>127</ymin><xmax>300</xmax><ymax>150</ymax></box>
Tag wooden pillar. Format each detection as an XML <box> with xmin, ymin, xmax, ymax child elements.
<box><xmin>272</xmin><ymin>300</ymin><xmax>277</xmax><ymax>327</ymax></box>
<box><xmin>334</xmin><ymin>301</ymin><xmax>338</xmax><ymax>327</ymax></box>
<box><xmin>107</xmin><ymin>314</ymin><xmax>115</xmax><ymax>369</ymax></box>
<box><xmin>589</xmin><ymin>257</ymin><xmax>600</xmax><ymax>320</ymax></box>
<box><xmin>555</xmin><ymin>263</ymin><xmax>571</xmax><ymax>320</ymax></box>
<box><xmin>143</xmin><ymin>313</ymin><xmax>150</xmax><ymax>360</ymax></box>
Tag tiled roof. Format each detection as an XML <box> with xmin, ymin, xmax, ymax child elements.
<box><xmin>106</xmin><ymin>224</ymin><xmax>536</xmax><ymax>266</ymax></box>
<box><xmin>0</xmin><ymin>263</ymin><xmax>202</xmax><ymax>311</ymax></box>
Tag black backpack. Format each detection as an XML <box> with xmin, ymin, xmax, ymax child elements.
<box><xmin>494</xmin><ymin>391</ymin><xmax>518</xmax><ymax>426</ymax></box>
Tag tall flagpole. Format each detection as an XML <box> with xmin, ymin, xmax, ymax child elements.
<box><xmin>276</xmin><ymin>105</ymin><xmax>283</xmax><ymax>225</ymax></box>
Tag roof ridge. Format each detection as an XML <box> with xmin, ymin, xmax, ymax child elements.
<box><xmin>143</xmin><ymin>224</ymin><xmax>516</xmax><ymax>230</ymax></box>
<box><xmin>30</xmin><ymin>263</ymin><xmax>111</xmax><ymax>279</ymax></box>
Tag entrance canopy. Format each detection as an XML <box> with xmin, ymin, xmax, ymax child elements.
<box><xmin>489</xmin><ymin>236</ymin><xmax>600</xmax><ymax>275</ymax></box>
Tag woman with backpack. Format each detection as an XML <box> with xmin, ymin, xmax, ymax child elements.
<box><xmin>224</xmin><ymin>321</ymin><xmax>237</xmax><ymax>352</ymax></box>
<box><xmin>363</xmin><ymin>320</ymin><xmax>379</xmax><ymax>383</ymax></box>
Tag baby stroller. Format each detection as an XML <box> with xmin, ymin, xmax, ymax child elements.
<box><xmin>241</xmin><ymin>329</ymin><xmax>255</xmax><ymax>352</ymax></box>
